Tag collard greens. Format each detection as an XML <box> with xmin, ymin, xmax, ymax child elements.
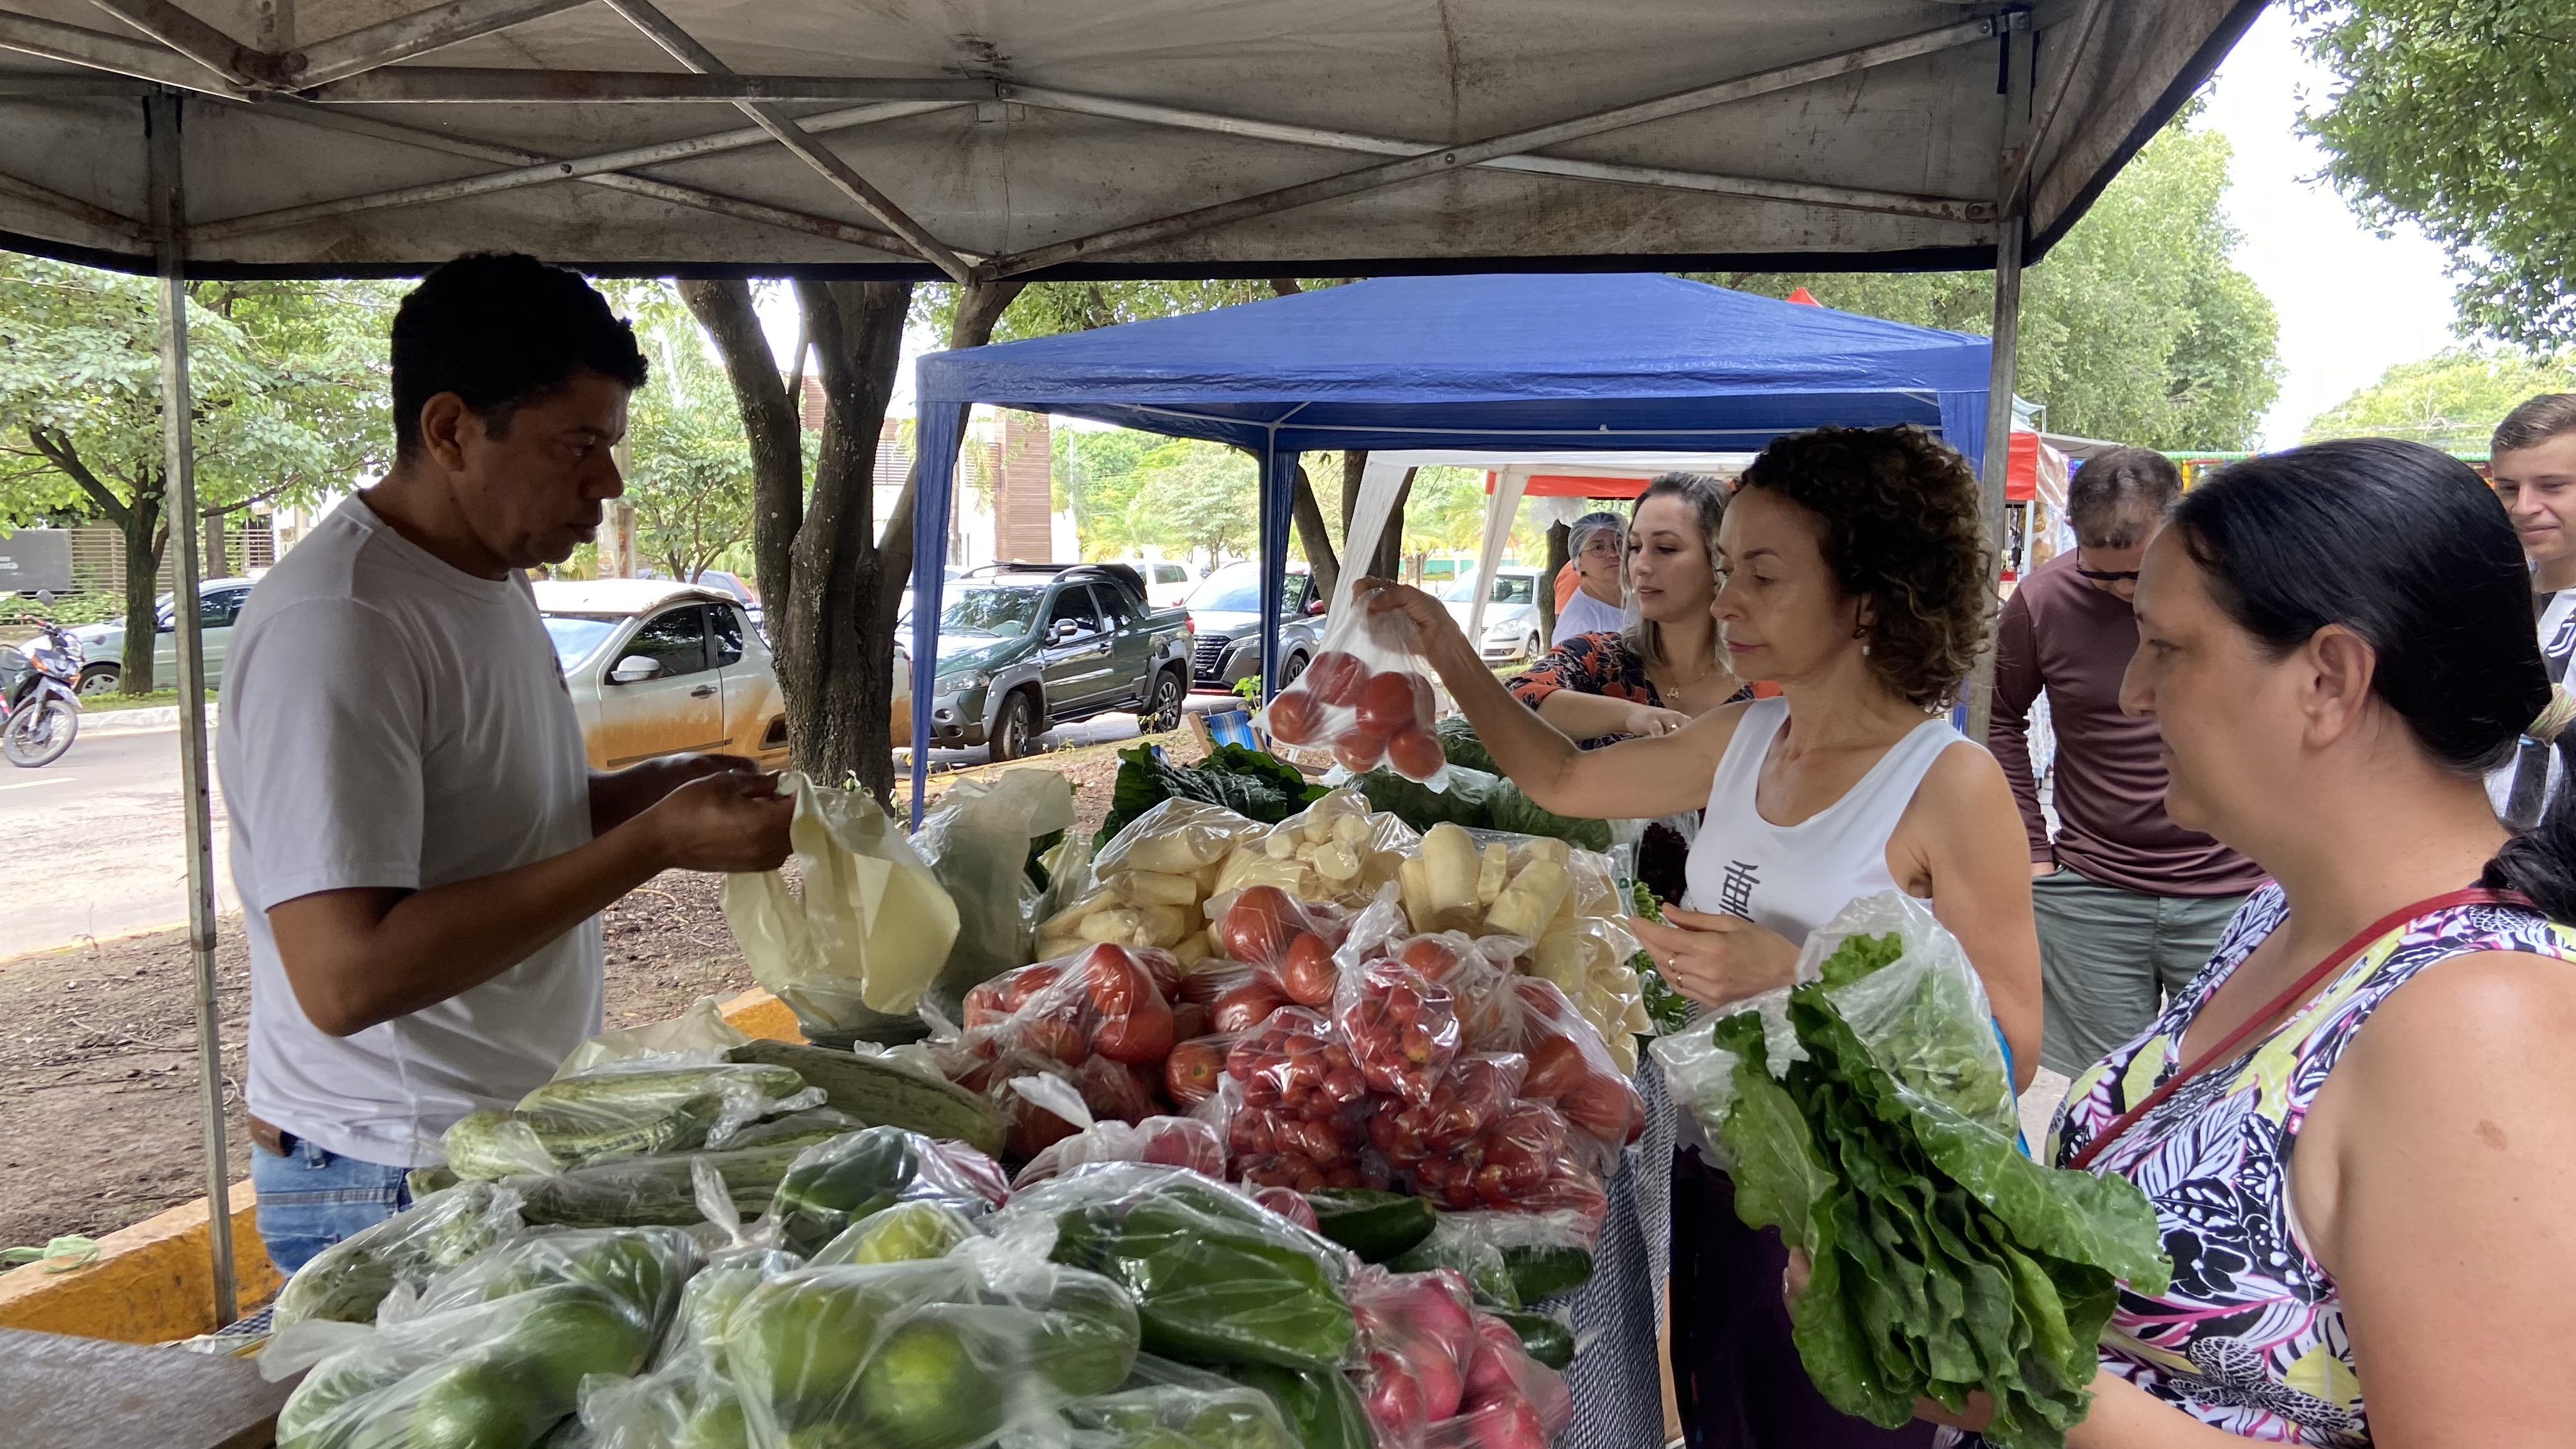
<box><xmin>1707</xmin><ymin>933</ymin><xmax>2169</xmax><ymax>1449</ymax></box>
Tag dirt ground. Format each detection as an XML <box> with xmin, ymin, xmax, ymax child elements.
<box><xmin>0</xmin><ymin>730</ymin><xmax>1174</xmax><ymax>1252</ymax></box>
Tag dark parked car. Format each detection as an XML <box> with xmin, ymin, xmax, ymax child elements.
<box><xmin>1185</xmin><ymin>562</ymin><xmax>1327</xmax><ymax>691</ymax></box>
<box><xmin>919</xmin><ymin>564</ymin><xmax>1192</xmax><ymax>760</ymax></box>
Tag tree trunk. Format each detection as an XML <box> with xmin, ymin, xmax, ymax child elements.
<box><xmin>119</xmin><ymin>493</ymin><xmax>163</xmax><ymax>694</ymax></box>
<box><xmin>1540</xmin><ymin>520</ymin><xmax>1570</xmax><ymax>640</ymax></box>
<box><xmin>1289</xmin><ymin>461</ymin><xmax>1338</xmax><ymax>599</ymax></box>
<box><xmin>204</xmin><ymin>510</ymin><xmax>227</xmax><ymax>582</ymax></box>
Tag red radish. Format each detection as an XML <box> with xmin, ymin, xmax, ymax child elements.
<box><xmin>1462</xmin><ymin>1396</ymin><xmax>1550</xmax><ymax>1449</ymax></box>
<box><xmin>1362</xmin><ymin>1353</ymin><xmax>1429</xmax><ymax>1444</ymax></box>
<box><xmin>1250</xmin><ymin>1185</ymin><xmax>1321</xmax><ymax>1231</ymax></box>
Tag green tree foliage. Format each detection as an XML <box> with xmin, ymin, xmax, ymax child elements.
<box><xmin>2297</xmin><ymin>0</ymin><xmax>2576</xmax><ymax>347</ymax></box>
<box><xmin>2301</xmin><ymin>347</ymin><xmax>2576</xmax><ymax>449</ymax></box>
<box><xmin>0</xmin><ymin>259</ymin><xmax>394</xmax><ymax>690</ymax></box>
<box><xmin>606</xmin><ymin>281</ymin><xmax>756</xmax><ymax>583</ymax></box>
<box><xmin>1696</xmin><ymin>112</ymin><xmax>2282</xmax><ymax>449</ymax></box>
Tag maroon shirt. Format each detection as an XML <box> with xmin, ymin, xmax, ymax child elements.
<box><xmin>1988</xmin><ymin>553</ymin><xmax>2266</xmax><ymax>897</ymax></box>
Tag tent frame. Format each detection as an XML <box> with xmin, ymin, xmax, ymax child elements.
<box><xmin>63</xmin><ymin>0</ymin><xmax>2136</xmax><ymax>1329</ymax></box>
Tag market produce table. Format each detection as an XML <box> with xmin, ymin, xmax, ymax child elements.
<box><xmin>0</xmin><ymin>1326</ymin><xmax>294</xmax><ymax>1449</ymax></box>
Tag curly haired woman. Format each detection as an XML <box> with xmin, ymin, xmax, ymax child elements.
<box><xmin>1360</xmin><ymin>425</ymin><xmax>2042</xmax><ymax>1448</ymax></box>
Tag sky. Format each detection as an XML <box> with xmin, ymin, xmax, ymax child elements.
<box><xmin>2198</xmin><ymin>4</ymin><xmax>2463</xmax><ymax>447</ymax></box>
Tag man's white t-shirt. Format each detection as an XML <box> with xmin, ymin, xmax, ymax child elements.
<box><xmin>1550</xmin><ymin>587</ymin><xmax>1625</xmax><ymax>646</ymax></box>
<box><xmin>218</xmin><ymin>495</ymin><xmax>602</xmax><ymax>1168</ymax></box>
<box><xmin>2487</xmin><ymin>589</ymin><xmax>2576</xmax><ymax>820</ymax></box>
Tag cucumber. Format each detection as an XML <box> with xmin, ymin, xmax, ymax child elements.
<box><xmin>1387</xmin><ymin>1223</ymin><xmax>1517</xmax><ymax>1310</ymax></box>
<box><xmin>1489</xmin><ymin>1310</ymin><xmax>1575</xmax><ymax>1371</ymax></box>
<box><xmin>515</xmin><ymin>1144</ymin><xmax>813</xmax><ymax>1228</ymax></box>
<box><xmin>1501</xmin><ymin>1244</ymin><xmax>1594</xmax><ymax>1304</ymax></box>
<box><xmin>723</xmin><ymin>1039</ymin><xmax>1004</xmax><ymax>1157</ymax></box>
<box><xmin>1303</xmin><ymin>1189</ymin><xmax>1437</xmax><ymax>1263</ymax></box>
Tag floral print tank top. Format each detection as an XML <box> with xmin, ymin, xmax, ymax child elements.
<box><xmin>2046</xmin><ymin>884</ymin><xmax>2576</xmax><ymax>1446</ymax></box>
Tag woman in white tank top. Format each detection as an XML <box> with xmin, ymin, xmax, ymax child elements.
<box><xmin>1359</xmin><ymin>425</ymin><xmax>2040</xmax><ymax>1449</ymax></box>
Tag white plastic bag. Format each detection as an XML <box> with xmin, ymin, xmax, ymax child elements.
<box><xmin>724</xmin><ymin>772</ymin><xmax>962</xmax><ymax>1032</ymax></box>
<box><xmin>916</xmin><ymin>769</ymin><xmax>1079</xmax><ymax>1016</ymax></box>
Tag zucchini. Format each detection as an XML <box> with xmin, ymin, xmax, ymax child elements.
<box><xmin>723</xmin><ymin>1039</ymin><xmax>1004</xmax><ymax>1156</ymax></box>
<box><xmin>1303</xmin><ymin>1188</ymin><xmax>1437</xmax><ymax>1263</ymax></box>
<box><xmin>1501</xmin><ymin>1243</ymin><xmax>1595</xmax><ymax>1304</ymax></box>
<box><xmin>514</xmin><ymin>1144</ymin><xmax>815</xmax><ymax>1228</ymax></box>
<box><xmin>1489</xmin><ymin>1310</ymin><xmax>1575</xmax><ymax>1371</ymax></box>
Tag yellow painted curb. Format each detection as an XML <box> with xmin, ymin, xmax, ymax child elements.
<box><xmin>0</xmin><ymin>1178</ymin><xmax>279</xmax><ymax>1344</ymax></box>
<box><xmin>0</xmin><ymin>988</ymin><xmax>804</xmax><ymax>1344</ymax></box>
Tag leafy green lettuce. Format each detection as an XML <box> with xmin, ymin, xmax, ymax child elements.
<box><xmin>1093</xmin><ymin>744</ymin><xmax>1326</xmax><ymax>848</ymax></box>
<box><xmin>1354</xmin><ymin>763</ymin><xmax>1611</xmax><ymax>850</ymax></box>
<box><xmin>1706</xmin><ymin>936</ymin><xmax>2168</xmax><ymax>1449</ymax></box>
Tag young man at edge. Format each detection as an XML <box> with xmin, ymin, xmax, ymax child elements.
<box><xmin>2488</xmin><ymin>393</ymin><xmax>2576</xmax><ymax>827</ymax></box>
<box><xmin>218</xmin><ymin>255</ymin><xmax>795</xmax><ymax>1271</ymax></box>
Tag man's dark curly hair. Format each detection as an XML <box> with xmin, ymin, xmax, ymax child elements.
<box><xmin>1735</xmin><ymin>425</ymin><xmax>1993</xmax><ymax>710</ymax></box>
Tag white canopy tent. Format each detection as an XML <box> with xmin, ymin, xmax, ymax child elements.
<box><xmin>0</xmin><ymin>0</ymin><xmax>2260</xmax><ymax>1326</ymax></box>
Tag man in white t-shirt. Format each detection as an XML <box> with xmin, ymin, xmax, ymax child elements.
<box><xmin>218</xmin><ymin>255</ymin><xmax>793</xmax><ymax>1271</ymax></box>
<box><xmin>2488</xmin><ymin>394</ymin><xmax>2576</xmax><ymax>827</ymax></box>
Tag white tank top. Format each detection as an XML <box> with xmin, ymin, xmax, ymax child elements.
<box><xmin>1682</xmin><ymin>696</ymin><xmax>1966</xmax><ymax>946</ymax></box>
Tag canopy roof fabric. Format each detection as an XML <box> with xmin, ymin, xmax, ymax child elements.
<box><xmin>916</xmin><ymin>272</ymin><xmax>1997</xmax><ymax>453</ymax></box>
<box><xmin>0</xmin><ymin>0</ymin><xmax>2257</xmax><ymax>279</ymax></box>
<box><xmin>906</xmin><ymin>272</ymin><xmax>2000</xmax><ymax>813</ymax></box>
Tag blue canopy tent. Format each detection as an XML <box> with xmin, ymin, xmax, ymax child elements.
<box><xmin>907</xmin><ymin>272</ymin><xmax>1994</xmax><ymax>818</ymax></box>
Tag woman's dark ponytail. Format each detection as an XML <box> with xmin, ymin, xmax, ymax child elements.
<box><xmin>2172</xmin><ymin>439</ymin><xmax>2576</xmax><ymax>922</ymax></box>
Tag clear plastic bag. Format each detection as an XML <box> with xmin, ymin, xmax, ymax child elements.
<box><xmin>957</xmin><ymin>944</ymin><xmax>1182</xmax><ymax>1071</ymax></box>
<box><xmin>1417</xmin><ymin>1314</ymin><xmax>1572</xmax><ymax>1449</ymax></box>
<box><xmin>1332</xmin><ymin>956</ymin><xmax>1462</xmax><ymax>1107</ymax></box>
<box><xmin>1054</xmin><ymin>1381</ymin><xmax>1302</xmax><ymax>1449</ymax></box>
<box><xmin>1013</xmin><ymin>1116</ymin><xmax>1230</xmax><ymax>1190</ymax></box>
<box><xmin>270</xmin><ymin>1181</ymin><xmax>526</xmax><ymax>1330</ymax></box>
<box><xmin>271</xmin><ymin>1278</ymin><xmax>673</xmax><ymax>1449</ymax></box>
<box><xmin>554</xmin><ymin>997</ymin><xmax>753</xmax><ymax>1080</ymax></box>
<box><xmin>915</xmin><ymin>769</ymin><xmax>1080</xmax><ymax>1018</ymax></box>
<box><xmin>1208</xmin><ymin>885</ymin><xmax>1350</xmax><ymax>1006</ymax></box>
<box><xmin>1349</xmin><ymin>1267</ymin><xmax>1480</xmax><ymax>1446</ymax></box>
<box><xmin>994</xmin><ymin>1163</ymin><xmax>1357</xmax><ymax>1373</ymax></box>
<box><xmin>724</xmin><ymin>771</ymin><xmax>962</xmax><ymax>1033</ymax></box>
<box><xmin>1091</xmin><ymin>798</ymin><xmax>1269</xmax><ymax>882</ymax></box>
<box><xmin>1467</xmin><ymin>976</ymin><xmax>1644</xmax><ymax>1171</ymax></box>
<box><xmin>724</xmin><ymin>1252</ymin><xmax>1142</xmax><ymax>1449</ymax></box>
<box><xmin>441</xmin><ymin>1061</ymin><xmax>824</xmax><ymax>1180</ymax></box>
<box><xmin>767</xmin><ymin>1125</ymin><xmax>1010</xmax><ymax>1255</ymax></box>
<box><xmin>1255</xmin><ymin>605</ymin><xmax>1449</xmax><ymax>785</ymax></box>
<box><xmin>402</xmin><ymin>1225</ymin><xmax>700</xmax><ymax>1323</ymax></box>
<box><xmin>1212</xmin><ymin>790</ymin><xmax>1420</xmax><ymax>908</ymax></box>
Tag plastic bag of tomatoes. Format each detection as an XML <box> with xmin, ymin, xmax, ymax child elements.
<box><xmin>1256</xmin><ymin>608</ymin><xmax>1450</xmax><ymax>784</ymax></box>
<box><xmin>1011</xmin><ymin>1112</ymin><xmax>1230</xmax><ymax>1188</ymax></box>
<box><xmin>1467</xmin><ymin>976</ymin><xmax>1645</xmax><ymax>1172</ymax></box>
<box><xmin>947</xmin><ymin>943</ymin><xmax>1186</xmax><ymax>1160</ymax></box>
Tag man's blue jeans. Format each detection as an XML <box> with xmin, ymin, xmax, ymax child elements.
<box><xmin>250</xmin><ymin>1133</ymin><xmax>411</xmax><ymax>1276</ymax></box>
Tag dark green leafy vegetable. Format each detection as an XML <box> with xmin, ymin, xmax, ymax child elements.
<box><xmin>1705</xmin><ymin>951</ymin><xmax>2170</xmax><ymax>1449</ymax></box>
<box><xmin>1629</xmin><ymin>880</ymin><xmax>1692</xmax><ymax>1039</ymax></box>
<box><xmin>1096</xmin><ymin>745</ymin><xmax>1326</xmax><ymax>848</ymax></box>
<box><xmin>1433</xmin><ymin>716</ymin><xmax>1497</xmax><ymax>774</ymax></box>
<box><xmin>1354</xmin><ymin>764</ymin><xmax>1611</xmax><ymax>851</ymax></box>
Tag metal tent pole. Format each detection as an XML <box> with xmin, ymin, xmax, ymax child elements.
<box><xmin>1965</xmin><ymin>9</ymin><xmax>2032</xmax><ymax>745</ymax></box>
<box><xmin>149</xmin><ymin>87</ymin><xmax>236</xmax><ymax>1328</ymax></box>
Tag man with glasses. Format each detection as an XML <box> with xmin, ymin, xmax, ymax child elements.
<box><xmin>1986</xmin><ymin>447</ymin><xmax>2264</xmax><ymax>1075</ymax></box>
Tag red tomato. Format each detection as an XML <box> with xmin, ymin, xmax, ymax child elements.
<box><xmin>1354</xmin><ymin>670</ymin><xmax>1432</xmax><ymax>735</ymax></box>
<box><xmin>998</xmin><ymin>963</ymin><xmax>1062</xmax><ymax>1011</ymax></box>
<box><xmin>1278</xmin><ymin>931</ymin><xmax>1338</xmax><ymax>1006</ymax></box>
<box><xmin>1385</xmin><ymin>724</ymin><xmax>1445</xmax><ymax>781</ymax></box>
<box><xmin>1264</xmin><ymin>689</ymin><xmax>1324</xmax><ymax>744</ymax></box>
<box><xmin>1081</xmin><ymin>944</ymin><xmax>1149</xmax><ymax>1015</ymax></box>
<box><xmin>1521</xmin><ymin>1032</ymin><xmax>1590</xmax><ymax>1099</ymax></box>
<box><xmin>1562</xmin><ymin>1073</ymin><xmax>1644</xmax><ymax>1144</ymax></box>
<box><xmin>1210</xmin><ymin>979</ymin><xmax>1291</xmax><ymax>1034</ymax></box>
<box><xmin>1332</xmin><ymin>728</ymin><xmax>1388</xmax><ymax>772</ymax></box>
<box><xmin>1092</xmin><ymin>997</ymin><xmax>1175</xmax><ymax>1065</ymax></box>
<box><xmin>1022</xmin><ymin>1015</ymin><xmax>1089</xmax><ymax>1065</ymax></box>
<box><xmin>1163</xmin><ymin>1038</ymin><xmax>1227</xmax><ymax>1107</ymax></box>
<box><xmin>1399</xmin><ymin>935</ymin><xmax>1464</xmax><ymax>981</ymax></box>
<box><xmin>1220</xmin><ymin>886</ymin><xmax>1297</xmax><ymax>967</ymax></box>
<box><xmin>1303</xmin><ymin>650</ymin><xmax>1368</xmax><ymax>706</ymax></box>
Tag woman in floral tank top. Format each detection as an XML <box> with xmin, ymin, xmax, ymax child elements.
<box><xmin>1933</xmin><ymin>439</ymin><xmax>2576</xmax><ymax>1447</ymax></box>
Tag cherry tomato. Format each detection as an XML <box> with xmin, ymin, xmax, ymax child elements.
<box><xmin>1220</xmin><ymin>885</ymin><xmax>1298</xmax><ymax>967</ymax></box>
<box><xmin>1304</xmin><ymin>650</ymin><xmax>1368</xmax><ymax>706</ymax></box>
<box><xmin>1333</xmin><ymin>728</ymin><xmax>1388</xmax><ymax>772</ymax></box>
<box><xmin>1354</xmin><ymin>670</ymin><xmax>1432</xmax><ymax>735</ymax></box>
<box><xmin>1385</xmin><ymin>724</ymin><xmax>1445</xmax><ymax>781</ymax></box>
<box><xmin>1264</xmin><ymin>689</ymin><xmax>1324</xmax><ymax>744</ymax></box>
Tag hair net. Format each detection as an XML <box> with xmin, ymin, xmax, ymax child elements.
<box><xmin>1567</xmin><ymin>510</ymin><xmax>1626</xmax><ymax>556</ymax></box>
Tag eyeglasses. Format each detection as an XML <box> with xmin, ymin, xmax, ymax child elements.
<box><xmin>2074</xmin><ymin>565</ymin><xmax>2140</xmax><ymax>583</ymax></box>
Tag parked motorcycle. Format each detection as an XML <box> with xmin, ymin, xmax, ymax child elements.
<box><xmin>3</xmin><ymin>594</ymin><xmax>82</xmax><ymax>767</ymax></box>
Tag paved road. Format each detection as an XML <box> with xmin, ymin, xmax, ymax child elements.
<box><xmin>912</xmin><ymin>691</ymin><xmax>1237</xmax><ymax>771</ymax></box>
<box><xmin>0</xmin><ymin>725</ymin><xmax>238</xmax><ymax>959</ymax></box>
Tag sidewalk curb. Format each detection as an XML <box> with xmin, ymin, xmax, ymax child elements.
<box><xmin>77</xmin><ymin>704</ymin><xmax>219</xmax><ymax>736</ymax></box>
